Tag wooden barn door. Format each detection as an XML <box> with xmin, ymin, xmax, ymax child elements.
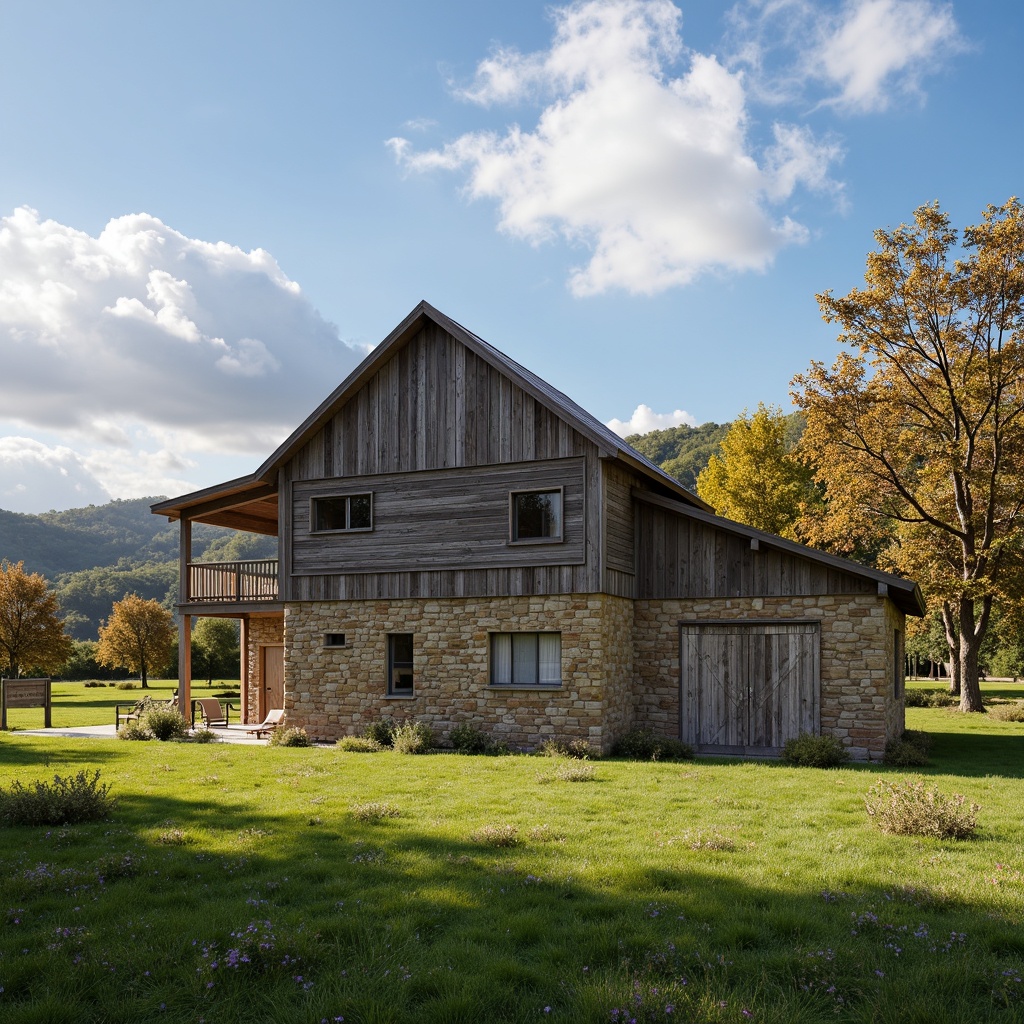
<box><xmin>260</xmin><ymin>644</ymin><xmax>285</xmax><ymax>719</ymax></box>
<box><xmin>680</xmin><ymin>621</ymin><xmax>819</xmax><ymax>756</ymax></box>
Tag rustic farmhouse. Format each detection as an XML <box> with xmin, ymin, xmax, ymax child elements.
<box><xmin>153</xmin><ymin>302</ymin><xmax>924</xmax><ymax>759</ymax></box>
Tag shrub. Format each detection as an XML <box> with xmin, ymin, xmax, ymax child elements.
<box><xmin>142</xmin><ymin>706</ymin><xmax>189</xmax><ymax>741</ymax></box>
<box><xmin>554</xmin><ymin>761</ymin><xmax>596</xmax><ymax>782</ymax></box>
<box><xmin>115</xmin><ymin>681</ymin><xmax>137</xmax><ymax>691</ymax></box>
<box><xmin>782</xmin><ymin>732</ymin><xmax>850</xmax><ymax>768</ymax></box>
<box><xmin>864</xmin><ymin>778</ymin><xmax>980</xmax><ymax>839</ymax></box>
<box><xmin>612</xmin><ymin>729</ymin><xmax>694</xmax><ymax>762</ymax></box>
<box><xmin>364</xmin><ymin>718</ymin><xmax>396</xmax><ymax>748</ymax></box>
<box><xmin>539</xmin><ymin>737</ymin><xmax>594</xmax><ymax>759</ymax></box>
<box><xmin>904</xmin><ymin>688</ymin><xmax>958</xmax><ymax>708</ymax></box>
<box><xmin>391</xmin><ymin>720</ymin><xmax>434</xmax><ymax>754</ymax></box>
<box><xmin>883</xmin><ymin>739</ymin><xmax>929</xmax><ymax>767</ymax></box>
<box><xmin>449</xmin><ymin>722</ymin><xmax>491</xmax><ymax>754</ymax></box>
<box><xmin>0</xmin><ymin>770</ymin><xmax>115</xmax><ymax>826</ymax></box>
<box><xmin>83</xmin><ymin>680</ymin><xmax>105</xmax><ymax>688</ymax></box>
<box><xmin>989</xmin><ymin>701</ymin><xmax>1024</xmax><ymax>722</ymax></box>
<box><xmin>350</xmin><ymin>802</ymin><xmax>401</xmax><ymax>822</ymax></box>
<box><xmin>117</xmin><ymin>721</ymin><xmax>152</xmax><ymax>741</ymax></box>
<box><xmin>268</xmin><ymin>727</ymin><xmax>312</xmax><ymax>747</ymax></box>
<box><xmin>470</xmin><ymin>823</ymin><xmax>519</xmax><ymax>847</ymax></box>
<box><xmin>188</xmin><ymin>727</ymin><xmax>219</xmax><ymax>744</ymax></box>
<box><xmin>338</xmin><ymin>736</ymin><xmax>383</xmax><ymax>752</ymax></box>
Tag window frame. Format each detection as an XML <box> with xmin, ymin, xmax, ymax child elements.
<box><xmin>489</xmin><ymin>631</ymin><xmax>562</xmax><ymax>688</ymax></box>
<box><xmin>323</xmin><ymin>633</ymin><xmax>347</xmax><ymax>648</ymax></box>
<box><xmin>508</xmin><ymin>486</ymin><xmax>564</xmax><ymax>545</ymax></box>
<box><xmin>310</xmin><ymin>493</ymin><xmax>374</xmax><ymax>534</ymax></box>
<box><xmin>387</xmin><ymin>633</ymin><xmax>415</xmax><ymax>698</ymax></box>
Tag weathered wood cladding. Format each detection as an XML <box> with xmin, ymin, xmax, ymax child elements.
<box><xmin>635</xmin><ymin>498</ymin><xmax>876</xmax><ymax>601</ymax></box>
<box><xmin>602</xmin><ymin>461</ymin><xmax>636</xmax><ymax>577</ymax></box>
<box><xmin>287</xmin><ymin>322</ymin><xmax>593</xmax><ymax>481</ymax></box>
<box><xmin>291</xmin><ymin>458</ymin><xmax>586</xmax><ymax>575</ymax></box>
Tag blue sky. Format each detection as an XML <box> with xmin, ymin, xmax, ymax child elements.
<box><xmin>0</xmin><ymin>0</ymin><xmax>1019</xmax><ymax>513</ymax></box>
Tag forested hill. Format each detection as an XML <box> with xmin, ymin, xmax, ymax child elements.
<box><xmin>626</xmin><ymin>421</ymin><xmax>731</xmax><ymax>491</ymax></box>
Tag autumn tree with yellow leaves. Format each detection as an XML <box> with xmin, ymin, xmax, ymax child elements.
<box><xmin>792</xmin><ymin>199</ymin><xmax>1024</xmax><ymax>713</ymax></box>
<box><xmin>96</xmin><ymin>594</ymin><xmax>176</xmax><ymax>689</ymax></box>
<box><xmin>0</xmin><ymin>560</ymin><xmax>73</xmax><ymax>678</ymax></box>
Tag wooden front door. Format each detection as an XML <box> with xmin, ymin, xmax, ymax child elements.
<box><xmin>260</xmin><ymin>644</ymin><xmax>285</xmax><ymax>718</ymax></box>
<box><xmin>680</xmin><ymin>621</ymin><xmax>819</xmax><ymax>755</ymax></box>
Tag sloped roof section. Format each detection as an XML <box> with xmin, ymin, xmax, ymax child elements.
<box><xmin>253</xmin><ymin>301</ymin><xmax>710</xmax><ymax>509</ymax></box>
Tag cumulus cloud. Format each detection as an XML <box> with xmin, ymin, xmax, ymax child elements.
<box><xmin>730</xmin><ymin>0</ymin><xmax>964</xmax><ymax>114</ymax></box>
<box><xmin>0</xmin><ymin>207</ymin><xmax>364</xmax><ymax>510</ymax></box>
<box><xmin>0</xmin><ymin>437</ymin><xmax>111</xmax><ymax>513</ymax></box>
<box><xmin>389</xmin><ymin>0</ymin><xmax>842</xmax><ymax>296</ymax></box>
<box><xmin>606</xmin><ymin>403</ymin><xmax>697</xmax><ymax>437</ymax></box>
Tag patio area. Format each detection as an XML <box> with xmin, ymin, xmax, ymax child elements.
<box><xmin>14</xmin><ymin>723</ymin><xmax>271</xmax><ymax>745</ymax></box>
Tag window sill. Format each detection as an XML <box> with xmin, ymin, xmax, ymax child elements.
<box><xmin>507</xmin><ymin>537</ymin><xmax>564</xmax><ymax>546</ymax></box>
<box><xmin>486</xmin><ymin>683</ymin><xmax>562</xmax><ymax>691</ymax></box>
<box><xmin>384</xmin><ymin>693</ymin><xmax>417</xmax><ymax>700</ymax></box>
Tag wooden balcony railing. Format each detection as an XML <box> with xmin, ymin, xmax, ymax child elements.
<box><xmin>188</xmin><ymin>559</ymin><xmax>279</xmax><ymax>603</ymax></box>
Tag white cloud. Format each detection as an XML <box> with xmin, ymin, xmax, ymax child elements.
<box><xmin>389</xmin><ymin>0</ymin><xmax>841</xmax><ymax>297</ymax></box>
<box><xmin>0</xmin><ymin>207</ymin><xmax>363</xmax><ymax>510</ymax></box>
<box><xmin>0</xmin><ymin>437</ymin><xmax>111</xmax><ymax>513</ymax></box>
<box><xmin>730</xmin><ymin>0</ymin><xmax>964</xmax><ymax>114</ymax></box>
<box><xmin>606</xmin><ymin>403</ymin><xmax>697</xmax><ymax>437</ymax></box>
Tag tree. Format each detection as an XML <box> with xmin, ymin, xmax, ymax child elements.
<box><xmin>792</xmin><ymin>199</ymin><xmax>1024</xmax><ymax>713</ymax></box>
<box><xmin>0</xmin><ymin>560</ymin><xmax>73</xmax><ymax>678</ymax></box>
<box><xmin>191</xmin><ymin>618</ymin><xmax>240</xmax><ymax>684</ymax></box>
<box><xmin>96</xmin><ymin>594</ymin><xmax>176</xmax><ymax>689</ymax></box>
<box><xmin>695</xmin><ymin>404</ymin><xmax>818</xmax><ymax>538</ymax></box>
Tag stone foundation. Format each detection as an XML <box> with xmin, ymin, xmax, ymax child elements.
<box><xmin>281</xmin><ymin>594</ymin><xmax>633</xmax><ymax>752</ymax></box>
<box><xmin>633</xmin><ymin>595</ymin><xmax>905</xmax><ymax>761</ymax></box>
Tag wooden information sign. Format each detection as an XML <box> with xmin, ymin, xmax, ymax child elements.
<box><xmin>1</xmin><ymin>678</ymin><xmax>52</xmax><ymax>729</ymax></box>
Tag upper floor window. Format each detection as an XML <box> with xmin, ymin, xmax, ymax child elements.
<box><xmin>312</xmin><ymin>493</ymin><xmax>373</xmax><ymax>533</ymax></box>
<box><xmin>510</xmin><ymin>488</ymin><xmax>563</xmax><ymax>543</ymax></box>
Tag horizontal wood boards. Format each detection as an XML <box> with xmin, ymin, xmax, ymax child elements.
<box><xmin>291</xmin><ymin>457</ymin><xmax>586</xmax><ymax>576</ymax></box>
<box><xmin>636</xmin><ymin>500</ymin><xmax>876</xmax><ymax>600</ymax></box>
<box><xmin>680</xmin><ymin>622</ymin><xmax>819</xmax><ymax>754</ymax></box>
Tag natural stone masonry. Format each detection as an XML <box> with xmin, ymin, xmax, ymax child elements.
<box><xmin>244</xmin><ymin>615</ymin><xmax>284</xmax><ymax>723</ymax></box>
<box><xmin>280</xmin><ymin>594</ymin><xmax>634</xmax><ymax>753</ymax></box>
<box><xmin>632</xmin><ymin>595</ymin><xmax>905</xmax><ymax>761</ymax></box>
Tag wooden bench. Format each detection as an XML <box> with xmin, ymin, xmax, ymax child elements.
<box><xmin>115</xmin><ymin>694</ymin><xmax>177</xmax><ymax>728</ymax></box>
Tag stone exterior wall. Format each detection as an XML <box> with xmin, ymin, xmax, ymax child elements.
<box><xmin>282</xmin><ymin>594</ymin><xmax>633</xmax><ymax>752</ymax></box>
<box><xmin>633</xmin><ymin>594</ymin><xmax>905</xmax><ymax>761</ymax></box>
<box><xmin>244</xmin><ymin>615</ymin><xmax>284</xmax><ymax>723</ymax></box>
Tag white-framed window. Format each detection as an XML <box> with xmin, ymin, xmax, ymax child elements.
<box><xmin>490</xmin><ymin>632</ymin><xmax>561</xmax><ymax>686</ymax></box>
<box><xmin>387</xmin><ymin>633</ymin><xmax>414</xmax><ymax>696</ymax></box>
<box><xmin>311</xmin><ymin>493</ymin><xmax>373</xmax><ymax>533</ymax></box>
<box><xmin>509</xmin><ymin>488</ymin><xmax>563</xmax><ymax>543</ymax></box>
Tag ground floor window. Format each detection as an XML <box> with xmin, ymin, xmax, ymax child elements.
<box><xmin>490</xmin><ymin>632</ymin><xmax>561</xmax><ymax>686</ymax></box>
<box><xmin>387</xmin><ymin>633</ymin><xmax>414</xmax><ymax>695</ymax></box>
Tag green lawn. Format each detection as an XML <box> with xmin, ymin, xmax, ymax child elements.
<box><xmin>0</xmin><ymin>682</ymin><xmax>1021</xmax><ymax>1023</ymax></box>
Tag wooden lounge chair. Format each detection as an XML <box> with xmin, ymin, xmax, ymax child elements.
<box><xmin>193</xmin><ymin>698</ymin><xmax>236</xmax><ymax>728</ymax></box>
<box><xmin>245</xmin><ymin>708</ymin><xmax>284</xmax><ymax>738</ymax></box>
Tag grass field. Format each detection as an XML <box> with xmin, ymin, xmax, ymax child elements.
<box><xmin>0</xmin><ymin>680</ymin><xmax>1021</xmax><ymax>1023</ymax></box>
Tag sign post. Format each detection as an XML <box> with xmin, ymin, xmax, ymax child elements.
<box><xmin>1</xmin><ymin>678</ymin><xmax>52</xmax><ymax>729</ymax></box>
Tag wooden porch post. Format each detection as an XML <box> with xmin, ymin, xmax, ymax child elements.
<box><xmin>239</xmin><ymin>616</ymin><xmax>250</xmax><ymax>724</ymax></box>
<box><xmin>178</xmin><ymin>518</ymin><xmax>192</xmax><ymax>725</ymax></box>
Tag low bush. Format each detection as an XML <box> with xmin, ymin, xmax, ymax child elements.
<box><xmin>350</xmin><ymin>802</ymin><xmax>401</xmax><ymax>823</ymax></box>
<box><xmin>989</xmin><ymin>701</ymin><xmax>1024</xmax><ymax>722</ymax></box>
<box><xmin>0</xmin><ymin>770</ymin><xmax>115</xmax><ymax>826</ymax></box>
<box><xmin>142</xmin><ymin>707</ymin><xmax>189</xmax><ymax>741</ymax></box>
<box><xmin>554</xmin><ymin>761</ymin><xmax>596</xmax><ymax>782</ymax></box>
<box><xmin>188</xmin><ymin>727</ymin><xmax>219</xmax><ymax>744</ymax></box>
<box><xmin>117</xmin><ymin>721</ymin><xmax>152</xmax><ymax>741</ymax></box>
<box><xmin>864</xmin><ymin>778</ymin><xmax>980</xmax><ymax>839</ymax></box>
<box><xmin>612</xmin><ymin>729</ymin><xmax>694</xmax><ymax>762</ymax></box>
<box><xmin>83</xmin><ymin>681</ymin><xmax>105</xmax><ymax>688</ymax></box>
<box><xmin>449</xmin><ymin>722</ymin><xmax>491</xmax><ymax>754</ymax></box>
<box><xmin>883</xmin><ymin>739</ymin><xmax>929</xmax><ymax>767</ymax></box>
<box><xmin>268</xmin><ymin>727</ymin><xmax>312</xmax><ymax>747</ymax></box>
<box><xmin>782</xmin><ymin>732</ymin><xmax>850</xmax><ymax>768</ymax></box>
<box><xmin>363</xmin><ymin>718</ymin><xmax>396</xmax><ymax>748</ymax></box>
<box><xmin>115</xmin><ymin>681</ymin><xmax>137</xmax><ymax>691</ymax></box>
<box><xmin>392</xmin><ymin>720</ymin><xmax>434</xmax><ymax>754</ymax></box>
<box><xmin>538</xmin><ymin>737</ymin><xmax>594</xmax><ymax>759</ymax></box>
<box><xmin>904</xmin><ymin>688</ymin><xmax>958</xmax><ymax>708</ymax></box>
<box><xmin>337</xmin><ymin>736</ymin><xmax>382</xmax><ymax>752</ymax></box>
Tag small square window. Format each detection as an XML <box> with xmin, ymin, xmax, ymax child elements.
<box><xmin>324</xmin><ymin>633</ymin><xmax>347</xmax><ymax>648</ymax></box>
<box><xmin>388</xmin><ymin>633</ymin><xmax>414</xmax><ymax>696</ymax></box>
<box><xmin>510</xmin><ymin>489</ymin><xmax>563</xmax><ymax>542</ymax></box>
<box><xmin>312</xmin><ymin>493</ymin><xmax>373</xmax><ymax>532</ymax></box>
<box><xmin>490</xmin><ymin>632</ymin><xmax>561</xmax><ymax>686</ymax></box>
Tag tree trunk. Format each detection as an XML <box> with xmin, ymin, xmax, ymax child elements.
<box><xmin>140</xmin><ymin>667</ymin><xmax>149</xmax><ymax>689</ymax></box>
<box><xmin>942</xmin><ymin>601</ymin><xmax>961</xmax><ymax>696</ymax></box>
<box><xmin>957</xmin><ymin>597</ymin><xmax>986</xmax><ymax>713</ymax></box>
